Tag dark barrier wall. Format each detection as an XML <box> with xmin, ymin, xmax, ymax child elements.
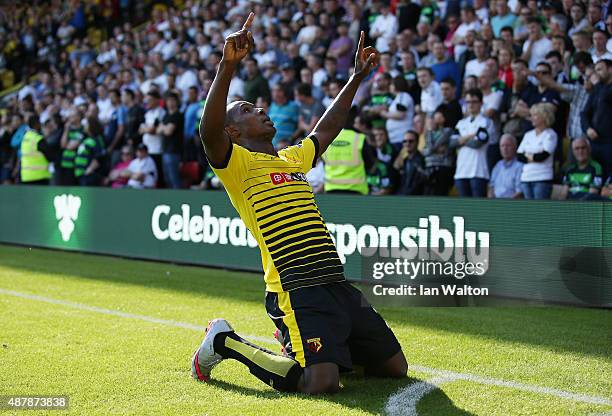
<box><xmin>0</xmin><ymin>186</ymin><xmax>610</xmax><ymax>306</ymax></box>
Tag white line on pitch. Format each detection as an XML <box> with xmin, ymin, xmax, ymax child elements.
<box><xmin>0</xmin><ymin>288</ymin><xmax>272</xmax><ymax>345</ymax></box>
<box><xmin>385</xmin><ymin>376</ymin><xmax>456</xmax><ymax>416</ymax></box>
<box><xmin>409</xmin><ymin>365</ymin><xmax>612</xmax><ymax>406</ymax></box>
<box><xmin>1</xmin><ymin>288</ymin><xmax>611</xmax><ymax>407</ymax></box>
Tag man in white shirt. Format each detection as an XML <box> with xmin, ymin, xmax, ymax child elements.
<box><xmin>465</xmin><ymin>39</ymin><xmax>489</xmax><ymax>78</ymax></box>
<box><xmin>96</xmin><ymin>85</ymin><xmax>113</xmax><ymax>124</ymax></box>
<box><xmin>417</xmin><ymin>67</ymin><xmax>443</xmax><ymax>117</ymax></box>
<box><xmin>176</xmin><ymin>63</ymin><xmax>199</xmax><ymax>101</ymax></box>
<box><xmin>592</xmin><ymin>29</ymin><xmax>612</xmax><ymax>63</ymax></box>
<box><xmin>369</xmin><ymin>4</ymin><xmax>399</xmax><ymax>53</ymax></box>
<box><xmin>138</xmin><ymin>90</ymin><xmax>166</xmax><ymax>176</ymax></box>
<box><xmin>126</xmin><ymin>143</ymin><xmax>158</xmax><ymax>189</ymax></box>
<box><xmin>521</xmin><ymin>18</ymin><xmax>553</xmax><ymax>70</ymax></box>
<box><xmin>452</xmin><ymin>6</ymin><xmax>481</xmax><ymax>59</ymax></box>
<box><xmin>451</xmin><ymin>89</ymin><xmax>495</xmax><ymax>197</ymax></box>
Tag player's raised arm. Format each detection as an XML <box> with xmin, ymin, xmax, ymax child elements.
<box><xmin>199</xmin><ymin>12</ymin><xmax>255</xmax><ymax>167</ymax></box>
<box><xmin>310</xmin><ymin>31</ymin><xmax>378</xmax><ymax>156</ymax></box>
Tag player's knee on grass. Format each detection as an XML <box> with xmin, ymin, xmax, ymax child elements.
<box><xmin>300</xmin><ymin>363</ymin><xmax>340</xmax><ymax>395</ymax></box>
<box><xmin>365</xmin><ymin>351</ymin><xmax>408</xmax><ymax>378</ymax></box>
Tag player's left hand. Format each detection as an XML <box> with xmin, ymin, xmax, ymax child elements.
<box><xmin>353</xmin><ymin>31</ymin><xmax>379</xmax><ymax>79</ymax></box>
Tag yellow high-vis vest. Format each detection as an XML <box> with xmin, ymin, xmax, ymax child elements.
<box><xmin>322</xmin><ymin>129</ymin><xmax>368</xmax><ymax>195</ymax></box>
<box><xmin>20</xmin><ymin>129</ymin><xmax>51</xmax><ymax>183</ymax></box>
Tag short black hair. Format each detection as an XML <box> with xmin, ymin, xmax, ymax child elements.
<box><xmin>596</xmin><ymin>58</ymin><xmax>612</xmax><ymax>68</ymax></box>
<box><xmin>545</xmin><ymin>51</ymin><xmax>562</xmax><ymax>61</ymax></box>
<box><xmin>573</xmin><ymin>51</ymin><xmax>593</xmax><ymax>66</ymax></box>
<box><xmin>295</xmin><ymin>83</ymin><xmax>312</xmax><ymax>97</ymax></box>
<box><xmin>417</xmin><ymin>66</ymin><xmax>434</xmax><ymax>76</ymax></box>
<box><xmin>512</xmin><ymin>58</ymin><xmax>529</xmax><ymax>68</ymax></box>
<box><xmin>465</xmin><ymin>88</ymin><xmax>483</xmax><ymax>102</ymax></box>
<box><xmin>123</xmin><ymin>88</ymin><xmax>135</xmax><ymax>99</ymax></box>
<box><xmin>165</xmin><ymin>91</ymin><xmax>180</xmax><ymax>102</ymax></box>
<box><xmin>593</xmin><ymin>28</ymin><xmax>609</xmax><ymax>38</ymax></box>
<box><xmin>440</xmin><ymin>77</ymin><xmax>456</xmax><ymax>87</ymax></box>
<box><xmin>500</xmin><ymin>26</ymin><xmax>514</xmax><ymax>35</ymax></box>
<box><xmin>527</xmin><ymin>17</ymin><xmax>542</xmax><ymax>26</ymax></box>
<box><xmin>536</xmin><ymin>61</ymin><xmax>552</xmax><ymax>72</ymax></box>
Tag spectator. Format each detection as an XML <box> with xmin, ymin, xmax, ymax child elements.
<box><xmin>106</xmin><ymin>145</ymin><xmax>135</xmax><ymax>188</ymax></box>
<box><xmin>74</xmin><ymin>117</ymin><xmax>105</xmax><ymax>187</ymax></box>
<box><xmin>545</xmin><ymin>51</ymin><xmax>570</xmax><ymax>84</ymax></box>
<box><xmin>121</xmin><ymin>89</ymin><xmax>145</xmax><ymax>147</ymax></box>
<box><xmin>397</xmin><ymin>51</ymin><xmax>421</xmax><ymax>103</ymax></box>
<box><xmin>369</xmin><ymin>3</ymin><xmax>399</xmax><ymax>53</ymax></box>
<box><xmin>436</xmin><ymin>78</ymin><xmax>463</xmax><ymax>128</ymax></box>
<box><xmin>20</xmin><ymin>116</ymin><xmax>51</xmax><ymax>185</ymax></box>
<box><xmin>363</xmin><ymin>72</ymin><xmax>395</xmax><ymax>129</ymax></box>
<box><xmin>535</xmin><ymin>52</ymin><xmax>593</xmax><ymax>146</ymax></box>
<box><xmin>452</xmin><ymin>6</ymin><xmax>481</xmax><ymax>60</ymax></box>
<box><xmin>504</xmin><ymin>59</ymin><xmax>537</xmax><ymax>139</ymax></box>
<box><xmin>105</xmin><ymin>89</ymin><xmax>127</xmax><ymax>166</ymax></box>
<box><xmin>451</xmin><ymin>89</ymin><xmax>494</xmax><ymax>197</ymax></box>
<box><xmin>58</xmin><ymin>111</ymin><xmax>86</xmax><ymax>186</ymax></box>
<box><xmin>243</xmin><ymin>58</ymin><xmax>271</xmax><ymax>104</ymax></box>
<box><xmin>491</xmin><ymin>0</ymin><xmax>517</xmax><ymax>38</ymax></box>
<box><xmin>591</xmin><ymin>30</ymin><xmax>612</xmax><ymax>63</ymax></box>
<box><xmin>157</xmin><ymin>91</ymin><xmax>183</xmax><ymax>189</ymax></box>
<box><xmin>601</xmin><ymin>175</ymin><xmax>612</xmax><ymax>199</ymax></box>
<box><xmin>295</xmin><ymin>83</ymin><xmax>325</xmax><ymax>142</ymax></box>
<box><xmin>279</xmin><ymin>63</ymin><xmax>299</xmax><ymax>100</ymax></box>
<box><xmin>327</xmin><ymin>21</ymin><xmax>354</xmax><ymax>75</ymax></box>
<box><xmin>381</xmin><ymin>77</ymin><xmax>415</xmax><ymax>149</ymax></box>
<box><xmin>269</xmin><ymin>85</ymin><xmax>299</xmax><ymax>146</ymax></box>
<box><xmin>126</xmin><ymin>143</ymin><xmax>157</xmax><ymax>189</ymax></box>
<box><xmin>488</xmin><ymin>134</ymin><xmax>523</xmax><ymax>198</ymax></box>
<box><xmin>568</xmin><ymin>2</ymin><xmax>589</xmax><ymax>38</ymax></box>
<box><xmin>431</xmin><ymin>41</ymin><xmax>461</xmax><ymax>88</ymax></box>
<box><xmin>0</xmin><ymin>113</ymin><xmax>16</xmax><ymax>184</ymax></box>
<box><xmin>394</xmin><ymin>130</ymin><xmax>425</xmax><ymax>195</ymax></box>
<box><xmin>465</xmin><ymin>38</ymin><xmax>489</xmax><ymax>78</ymax></box>
<box><xmin>517</xmin><ymin>103</ymin><xmax>558</xmax><ymax>199</ymax></box>
<box><xmin>521</xmin><ymin>18</ymin><xmax>552</xmax><ymax>71</ymax></box>
<box><xmin>582</xmin><ymin>59</ymin><xmax>612</xmax><ymax>176</ymax></box>
<box><xmin>422</xmin><ymin>111</ymin><xmax>454</xmax><ymax>195</ymax></box>
<box><xmin>417</xmin><ymin>67</ymin><xmax>443</xmax><ymax>117</ymax></box>
<box><xmin>299</xmin><ymin>67</ymin><xmax>324</xmax><ymax>102</ymax></box>
<box><xmin>138</xmin><ymin>89</ymin><xmax>166</xmax><ymax>184</ymax></box>
<box><xmin>183</xmin><ymin>86</ymin><xmax>203</xmax><ymax>162</ymax></box>
<box><xmin>40</xmin><ymin>114</ymin><xmax>64</xmax><ymax>185</ymax></box>
<box><xmin>560</xmin><ymin>138</ymin><xmax>604</xmax><ymax>200</ymax></box>
<box><xmin>368</xmin><ymin>127</ymin><xmax>399</xmax><ymax>195</ymax></box>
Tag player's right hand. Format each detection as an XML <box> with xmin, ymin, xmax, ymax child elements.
<box><xmin>222</xmin><ymin>12</ymin><xmax>255</xmax><ymax>64</ymax></box>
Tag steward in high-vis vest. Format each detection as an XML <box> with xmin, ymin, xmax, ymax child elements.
<box><xmin>20</xmin><ymin>116</ymin><xmax>51</xmax><ymax>185</ymax></box>
<box><xmin>322</xmin><ymin>128</ymin><xmax>369</xmax><ymax>194</ymax></box>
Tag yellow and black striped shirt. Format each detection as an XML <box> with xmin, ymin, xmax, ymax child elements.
<box><xmin>211</xmin><ymin>136</ymin><xmax>345</xmax><ymax>292</ymax></box>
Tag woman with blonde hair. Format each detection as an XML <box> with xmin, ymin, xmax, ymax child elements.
<box><xmin>516</xmin><ymin>103</ymin><xmax>558</xmax><ymax>199</ymax></box>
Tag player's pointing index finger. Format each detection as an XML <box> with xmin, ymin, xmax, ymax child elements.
<box><xmin>242</xmin><ymin>12</ymin><xmax>254</xmax><ymax>31</ymax></box>
<box><xmin>357</xmin><ymin>30</ymin><xmax>364</xmax><ymax>53</ymax></box>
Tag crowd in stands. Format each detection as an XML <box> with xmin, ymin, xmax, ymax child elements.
<box><xmin>0</xmin><ymin>0</ymin><xmax>611</xmax><ymax>200</ymax></box>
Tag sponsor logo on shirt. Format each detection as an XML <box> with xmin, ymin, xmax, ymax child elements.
<box><xmin>270</xmin><ymin>172</ymin><xmax>307</xmax><ymax>185</ymax></box>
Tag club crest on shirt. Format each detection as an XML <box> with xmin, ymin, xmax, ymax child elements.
<box><xmin>270</xmin><ymin>172</ymin><xmax>307</xmax><ymax>185</ymax></box>
<box><xmin>306</xmin><ymin>337</ymin><xmax>323</xmax><ymax>353</ymax></box>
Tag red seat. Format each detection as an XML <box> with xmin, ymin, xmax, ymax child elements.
<box><xmin>179</xmin><ymin>162</ymin><xmax>201</xmax><ymax>188</ymax></box>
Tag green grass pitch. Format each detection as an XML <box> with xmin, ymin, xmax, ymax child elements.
<box><xmin>0</xmin><ymin>245</ymin><xmax>610</xmax><ymax>415</ymax></box>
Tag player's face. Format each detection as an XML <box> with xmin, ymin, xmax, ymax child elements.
<box><xmin>227</xmin><ymin>101</ymin><xmax>276</xmax><ymax>142</ymax></box>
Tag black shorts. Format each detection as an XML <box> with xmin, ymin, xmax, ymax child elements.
<box><xmin>265</xmin><ymin>282</ymin><xmax>401</xmax><ymax>371</ymax></box>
